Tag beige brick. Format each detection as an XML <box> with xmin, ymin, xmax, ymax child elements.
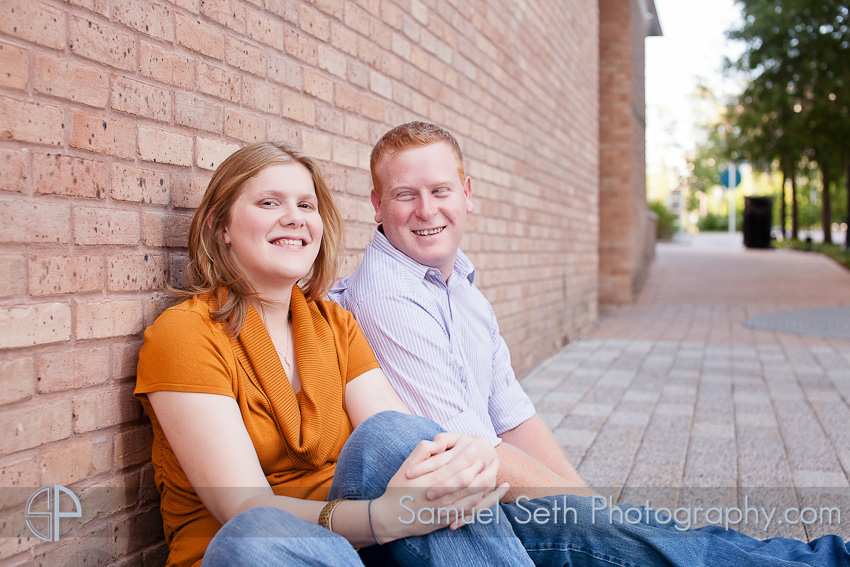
<box><xmin>0</xmin><ymin>357</ymin><xmax>35</xmax><ymax>404</ymax></box>
<box><xmin>74</xmin><ymin>206</ymin><xmax>140</xmax><ymax>246</ymax></box>
<box><xmin>285</xmin><ymin>29</ymin><xmax>318</xmax><ymax>66</ymax></box>
<box><xmin>330</xmin><ymin>21</ymin><xmax>358</xmax><ymax>56</ymax></box>
<box><xmin>266</xmin><ymin>121</ymin><xmax>301</xmax><ymax>146</ymax></box>
<box><xmin>316</xmin><ymin>106</ymin><xmax>344</xmax><ymax>135</ymax></box>
<box><xmin>369</xmin><ymin>70</ymin><xmax>392</xmax><ymax>99</ymax></box>
<box><xmin>172</xmin><ymin>175</ymin><xmax>210</xmax><ymax>209</ymax></box>
<box><xmin>112</xmin><ymin>506</ymin><xmax>164</xmax><ymax>557</ymax></box>
<box><xmin>246</xmin><ymin>7</ymin><xmax>285</xmax><ymax>50</ymax></box>
<box><xmin>224</xmin><ymin>109</ymin><xmax>265</xmax><ymax>143</ymax></box>
<box><xmin>281</xmin><ymin>92</ymin><xmax>316</xmax><ymax>126</ymax></box>
<box><xmin>0</xmin><ymin>399</ymin><xmax>72</xmax><ymax>454</ymax></box>
<box><xmin>171</xmin><ymin>253</ymin><xmax>189</xmax><ymax>289</ymax></box>
<box><xmin>312</xmin><ymin>0</ymin><xmax>343</xmax><ymax>18</ymax></box>
<box><xmin>112</xmin><ymin>337</ymin><xmax>145</xmax><ymax>380</ymax></box>
<box><xmin>225</xmin><ymin>35</ymin><xmax>266</xmax><ymax>78</ymax></box>
<box><xmin>40</xmin><ymin>436</ymin><xmax>112</xmax><ymax>485</ymax></box>
<box><xmin>200</xmin><ymin>0</ymin><xmax>246</xmax><ymax>32</ymax></box>
<box><xmin>0</xmin><ymin>255</ymin><xmax>26</xmax><ymax>297</ymax></box>
<box><xmin>0</xmin><ymin>148</ymin><xmax>29</xmax><ymax>193</ymax></box>
<box><xmin>75</xmin><ymin>472</ymin><xmax>139</xmax><ymax>524</ymax></box>
<box><xmin>381</xmin><ymin>1</ymin><xmax>404</xmax><ymax>30</ymax></box>
<box><xmin>107</xmin><ymin>253</ymin><xmax>168</xmax><ymax>291</ymax></box>
<box><xmin>360</xmin><ymin>95</ymin><xmax>384</xmax><ymax>121</ymax></box>
<box><xmin>0</xmin><ymin>95</ymin><xmax>64</xmax><ymax>146</ymax></box>
<box><xmin>268</xmin><ymin>53</ymin><xmax>302</xmax><ymax>89</ymax></box>
<box><xmin>140</xmin><ymin>41</ymin><xmax>195</xmax><ymax>89</ymax></box>
<box><xmin>0</xmin><ymin>0</ymin><xmax>65</xmax><ymax>49</ymax></box>
<box><xmin>29</xmin><ymin>255</ymin><xmax>103</xmax><ymax>296</ymax></box>
<box><xmin>68</xmin><ymin>15</ymin><xmax>135</xmax><ymax>71</ymax></box>
<box><xmin>318</xmin><ymin>44</ymin><xmax>346</xmax><ymax>79</ymax></box>
<box><xmin>172</xmin><ymin>0</ymin><xmax>200</xmax><ymax>12</ymax></box>
<box><xmin>0</xmin><ymin>201</ymin><xmax>70</xmax><ymax>244</ymax></box>
<box><xmin>299</xmin><ymin>4</ymin><xmax>330</xmax><ymax>41</ymax></box>
<box><xmin>242</xmin><ymin>76</ymin><xmax>281</xmax><ymax>114</ymax></box>
<box><xmin>76</xmin><ymin>298</ymin><xmax>144</xmax><ymax>340</ymax></box>
<box><xmin>33</xmin><ymin>153</ymin><xmax>107</xmax><ymax>199</ymax></box>
<box><xmin>174</xmin><ymin>92</ymin><xmax>223</xmax><ymax>134</ymax></box>
<box><xmin>0</xmin><ymin>41</ymin><xmax>28</xmax><ymax>90</ymax></box>
<box><xmin>344</xmin><ymin>114</ymin><xmax>370</xmax><ymax>143</ymax></box>
<box><xmin>66</xmin><ymin>0</ymin><xmax>109</xmax><ymax>15</ymax></box>
<box><xmin>175</xmin><ymin>12</ymin><xmax>224</xmax><ymax>59</ymax></box>
<box><xmin>196</xmin><ymin>137</ymin><xmax>241</xmax><ymax>171</ymax></box>
<box><xmin>114</xmin><ymin>426</ymin><xmax>153</xmax><ymax>468</ymax></box>
<box><xmin>114</xmin><ymin>0</ymin><xmax>174</xmax><ymax>41</ymax></box>
<box><xmin>110</xmin><ymin>163</ymin><xmax>170</xmax><ymax>204</ymax></box>
<box><xmin>137</xmin><ymin>126</ymin><xmax>193</xmax><ymax>166</ymax></box>
<box><xmin>0</xmin><ymin>457</ymin><xmax>40</xmax><ymax>510</ymax></box>
<box><xmin>33</xmin><ymin>53</ymin><xmax>108</xmax><ymax>108</ymax></box>
<box><xmin>332</xmin><ymin>138</ymin><xmax>359</xmax><ymax>167</ymax></box>
<box><xmin>301</xmin><ymin>130</ymin><xmax>332</xmax><ymax>161</ymax></box>
<box><xmin>0</xmin><ymin>303</ymin><xmax>71</xmax><ymax>348</ymax></box>
<box><xmin>74</xmin><ymin>386</ymin><xmax>140</xmax><ymax>433</ymax></box>
<box><xmin>264</xmin><ymin>0</ymin><xmax>298</xmax><ymax>22</ymax></box>
<box><xmin>111</xmin><ymin>74</ymin><xmax>172</xmax><ymax>122</ymax></box>
<box><xmin>69</xmin><ymin>111</ymin><xmax>135</xmax><ymax>159</ymax></box>
<box><xmin>37</xmin><ymin>345</ymin><xmax>110</xmax><ymax>393</ymax></box>
<box><xmin>142</xmin><ymin>211</ymin><xmax>193</xmax><ymax>248</ymax></box>
<box><xmin>343</xmin><ymin>2</ymin><xmax>370</xmax><ymax>36</ymax></box>
<box><xmin>198</xmin><ymin>62</ymin><xmax>241</xmax><ymax>103</ymax></box>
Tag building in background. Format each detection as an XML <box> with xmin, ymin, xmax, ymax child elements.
<box><xmin>0</xmin><ymin>0</ymin><xmax>659</xmax><ymax>563</ymax></box>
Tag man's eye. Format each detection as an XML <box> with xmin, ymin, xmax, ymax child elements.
<box><xmin>396</xmin><ymin>192</ymin><xmax>415</xmax><ymax>201</ymax></box>
<box><xmin>433</xmin><ymin>187</ymin><xmax>450</xmax><ymax>196</ymax></box>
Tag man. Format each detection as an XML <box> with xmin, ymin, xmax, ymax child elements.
<box><xmin>330</xmin><ymin>121</ymin><xmax>588</xmax><ymax>500</ymax></box>
<box><xmin>330</xmin><ymin>122</ymin><xmax>850</xmax><ymax>567</ymax></box>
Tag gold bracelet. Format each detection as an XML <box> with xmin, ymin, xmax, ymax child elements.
<box><xmin>318</xmin><ymin>498</ymin><xmax>346</xmax><ymax>533</ymax></box>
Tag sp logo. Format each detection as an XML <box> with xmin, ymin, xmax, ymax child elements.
<box><xmin>25</xmin><ymin>485</ymin><xmax>82</xmax><ymax>542</ymax></box>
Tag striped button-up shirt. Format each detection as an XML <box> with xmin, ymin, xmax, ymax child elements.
<box><xmin>329</xmin><ymin>228</ymin><xmax>536</xmax><ymax>445</ymax></box>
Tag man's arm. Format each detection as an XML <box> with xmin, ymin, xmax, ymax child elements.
<box><xmin>497</xmin><ymin>415</ymin><xmax>593</xmax><ymax>499</ymax></box>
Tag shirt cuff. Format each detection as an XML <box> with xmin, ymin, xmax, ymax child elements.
<box><xmin>489</xmin><ymin>380</ymin><xmax>537</xmax><ymax>435</ymax></box>
<box><xmin>443</xmin><ymin>409</ymin><xmax>501</xmax><ymax>446</ymax></box>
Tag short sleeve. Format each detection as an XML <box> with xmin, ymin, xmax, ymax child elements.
<box><xmin>135</xmin><ymin>300</ymin><xmax>237</xmax><ymax>400</ymax></box>
<box><xmin>342</xmin><ymin>310</ymin><xmax>382</xmax><ymax>383</ymax></box>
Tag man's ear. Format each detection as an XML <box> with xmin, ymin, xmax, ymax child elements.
<box><xmin>370</xmin><ymin>189</ymin><xmax>382</xmax><ymax>224</ymax></box>
<box><xmin>463</xmin><ymin>177</ymin><xmax>474</xmax><ymax>213</ymax></box>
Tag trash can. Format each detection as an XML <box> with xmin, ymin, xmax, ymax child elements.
<box><xmin>743</xmin><ymin>196</ymin><xmax>773</xmax><ymax>249</ymax></box>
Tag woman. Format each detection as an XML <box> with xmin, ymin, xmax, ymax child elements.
<box><xmin>135</xmin><ymin>142</ymin><xmax>531</xmax><ymax>567</ymax></box>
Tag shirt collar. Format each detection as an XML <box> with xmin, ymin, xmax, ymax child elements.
<box><xmin>371</xmin><ymin>226</ymin><xmax>476</xmax><ymax>286</ymax></box>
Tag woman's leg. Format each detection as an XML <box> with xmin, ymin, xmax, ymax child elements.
<box><xmin>501</xmin><ymin>495</ymin><xmax>850</xmax><ymax>567</ymax></box>
<box><xmin>331</xmin><ymin>411</ymin><xmax>533</xmax><ymax>567</ymax></box>
<box><xmin>203</xmin><ymin>506</ymin><xmax>363</xmax><ymax>567</ymax></box>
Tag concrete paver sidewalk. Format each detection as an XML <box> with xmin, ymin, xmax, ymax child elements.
<box><xmin>521</xmin><ymin>233</ymin><xmax>850</xmax><ymax>540</ymax></box>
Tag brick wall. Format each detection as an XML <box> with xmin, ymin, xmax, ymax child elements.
<box><xmin>0</xmin><ymin>0</ymin><xmax>601</xmax><ymax>564</ymax></box>
<box><xmin>598</xmin><ymin>0</ymin><xmax>658</xmax><ymax>304</ymax></box>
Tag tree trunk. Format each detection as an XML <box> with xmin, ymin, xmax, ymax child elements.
<box><xmin>791</xmin><ymin>172</ymin><xmax>799</xmax><ymax>240</ymax></box>
<box><xmin>845</xmin><ymin>151</ymin><xmax>849</xmax><ymax>250</ymax></box>
<box><xmin>821</xmin><ymin>162</ymin><xmax>832</xmax><ymax>244</ymax></box>
<box><xmin>780</xmin><ymin>169</ymin><xmax>788</xmax><ymax>239</ymax></box>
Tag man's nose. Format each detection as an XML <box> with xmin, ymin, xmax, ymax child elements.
<box><xmin>415</xmin><ymin>195</ymin><xmax>437</xmax><ymax>218</ymax></box>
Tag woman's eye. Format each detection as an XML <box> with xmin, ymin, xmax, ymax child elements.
<box><xmin>299</xmin><ymin>202</ymin><xmax>316</xmax><ymax>210</ymax></box>
<box><xmin>260</xmin><ymin>199</ymin><xmax>277</xmax><ymax>207</ymax></box>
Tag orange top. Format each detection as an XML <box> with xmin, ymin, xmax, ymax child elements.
<box><xmin>135</xmin><ymin>286</ymin><xmax>381</xmax><ymax>567</ymax></box>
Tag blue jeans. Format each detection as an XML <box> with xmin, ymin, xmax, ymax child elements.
<box><xmin>205</xmin><ymin>411</ymin><xmax>850</xmax><ymax>566</ymax></box>
<box><xmin>203</xmin><ymin>411</ymin><xmax>532</xmax><ymax>567</ymax></box>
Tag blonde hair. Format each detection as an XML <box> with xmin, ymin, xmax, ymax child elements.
<box><xmin>184</xmin><ymin>142</ymin><xmax>342</xmax><ymax>336</ymax></box>
<box><xmin>370</xmin><ymin>121</ymin><xmax>465</xmax><ymax>195</ymax></box>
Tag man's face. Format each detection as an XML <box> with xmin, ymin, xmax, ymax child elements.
<box><xmin>371</xmin><ymin>142</ymin><xmax>473</xmax><ymax>281</ymax></box>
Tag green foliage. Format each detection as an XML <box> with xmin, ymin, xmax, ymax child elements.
<box><xmin>698</xmin><ymin>212</ymin><xmax>729</xmax><ymax>232</ymax></box>
<box><xmin>648</xmin><ymin>200</ymin><xmax>677</xmax><ymax>240</ymax></box>
<box><xmin>778</xmin><ymin>239</ymin><xmax>850</xmax><ymax>271</ymax></box>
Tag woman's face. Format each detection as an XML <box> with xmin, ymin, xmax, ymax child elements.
<box><xmin>223</xmin><ymin>162</ymin><xmax>324</xmax><ymax>293</ymax></box>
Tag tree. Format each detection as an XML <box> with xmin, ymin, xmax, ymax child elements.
<box><xmin>727</xmin><ymin>0</ymin><xmax>850</xmax><ymax>245</ymax></box>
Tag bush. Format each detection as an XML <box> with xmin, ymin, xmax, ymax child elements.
<box><xmin>649</xmin><ymin>200</ymin><xmax>677</xmax><ymax>240</ymax></box>
<box><xmin>698</xmin><ymin>212</ymin><xmax>728</xmax><ymax>232</ymax></box>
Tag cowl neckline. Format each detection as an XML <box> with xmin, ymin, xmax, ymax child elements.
<box><xmin>233</xmin><ymin>286</ymin><xmax>342</xmax><ymax>469</ymax></box>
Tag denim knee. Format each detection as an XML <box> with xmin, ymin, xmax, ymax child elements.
<box><xmin>203</xmin><ymin>507</ymin><xmax>361</xmax><ymax>567</ymax></box>
<box><xmin>330</xmin><ymin>411</ymin><xmax>444</xmax><ymax>500</ymax></box>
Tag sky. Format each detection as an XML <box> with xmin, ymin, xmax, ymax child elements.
<box><xmin>645</xmin><ymin>0</ymin><xmax>747</xmax><ymax>193</ymax></box>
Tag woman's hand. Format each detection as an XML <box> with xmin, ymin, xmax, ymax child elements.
<box><xmin>370</xmin><ymin>433</ymin><xmax>508</xmax><ymax>542</ymax></box>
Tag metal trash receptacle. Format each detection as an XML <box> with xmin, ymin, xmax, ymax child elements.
<box><xmin>743</xmin><ymin>196</ymin><xmax>773</xmax><ymax>249</ymax></box>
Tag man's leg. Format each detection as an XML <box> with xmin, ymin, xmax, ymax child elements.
<box><xmin>501</xmin><ymin>495</ymin><xmax>850</xmax><ymax>567</ymax></box>
<box><xmin>331</xmin><ymin>411</ymin><xmax>533</xmax><ymax>567</ymax></box>
<box><xmin>203</xmin><ymin>506</ymin><xmax>363</xmax><ymax>567</ymax></box>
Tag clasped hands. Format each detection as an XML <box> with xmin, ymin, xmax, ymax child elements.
<box><xmin>370</xmin><ymin>432</ymin><xmax>508</xmax><ymax>543</ymax></box>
